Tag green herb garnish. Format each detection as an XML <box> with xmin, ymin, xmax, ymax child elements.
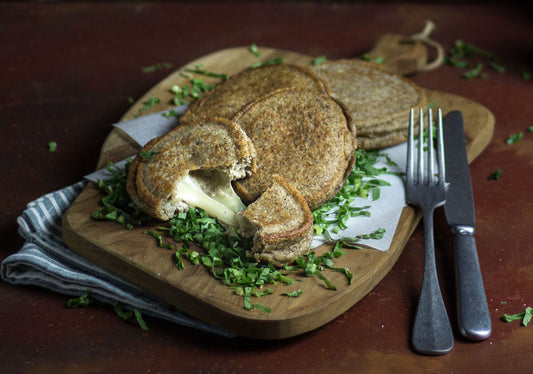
<box><xmin>138</xmin><ymin>97</ymin><xmax>161</xmax><ymax>112</ymax></box>
<box><xmin>250</xmin><ymin>43</ymin><xmax>260</xmax><ymax>57</ymax></box>
<box><xmin>248</xmin><ymin>57</ymin><xmax>283</xmax><ymax>69</ymax></box>
<box><xmin>502</xmin><ymin>306</ymin><xmax>533</xmax><ymax>326</ymax></box>
<box><xmin>488</xmin><ymin>168</ymin><xmax>502</xmax><ymax>180</ymax></box>
<box><xmin>114</xmin><ymin>302</ymin><xmax>149</xmax><ymax>330</ymax></box>
<box><xmin>361</xmin><ymin>53</ymin><xmax>384</xmax><ymax>64</ymax></box>
<box><xmin>142</xmin><ymin>62</ymin><xmax>173</xmax><ymax>73</ymax></box>
<box><xmin>138</xmin><ymin>150</ymin><xmax>160</xmax><ymax>160</ymax></box>
<box><xmin>283</xmin><ymin>289</ymin><xmax>303</xmax><ymax>297</ymax></box>
<box><xmin>183</xmin><ymin>64</ymin><xmax>228</xmax><ymax>80</ymax></box>
<box><xmin>92</xmin><ymin>160</ymin><xmax>152</xmax><ymax>229</ymax></box>
<box><xmin>66</xmin><ymin>291</ymin><xmax>101</xmax><ymax>308</ymax></box>
<box><xmin>506</xmin><ymin>132</ymin><xmax>523</xmax><ymax>144</ymax></box>
<box><xmin>313</xmin><ymin>149</ymin><xmax>394</xmax><ymax>236</ymax></box>
<box><xmin>48</xmin><ymin>141</ymin><xmax>57</xmax><ymax>152</ymax></box>
<box><xmin>145</xmin><ymin>230</ymin><xmax>174</xmax><ymax>250</ymax></box>
<box><xmin>312</xmin><ymin>55</ymin><xmax>328</xmax><ymax>65</ymax></box>
<box><xmin>171</xmin><ymin>77</ymin><xmax>218</xmax><ymax>106</ymax></box>
<box><xmin>161</xmin><ymin>109</ymin><xmax>181</xmax><ymax>118</ymax></box>
<box><xmin>463</xmin><ymin>62</ymin><xmax>486</xmax><ymax>80</ymax></box>
<box><xmin>446</xmin><ymin>39</ymin><xmax>530</xmax><ymax>80</ymax></box>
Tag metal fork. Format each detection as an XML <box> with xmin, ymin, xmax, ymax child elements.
<box><xmin>406</xmin><ymin>108</ymin><xmax>454</xmax><ymax>355</ymax></box>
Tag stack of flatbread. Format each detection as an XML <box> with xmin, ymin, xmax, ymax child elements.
<box><xmin>127</xmin><ymin>59</ymin><xmax>426</xmax><ymax>266</ymax></box>
<box><xmin>311</xmin><ymin>59</ymin><xmax>427</xmax><ymax>150</ymax></box>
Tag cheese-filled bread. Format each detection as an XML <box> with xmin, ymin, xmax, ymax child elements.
<box><xmin>126</xmin><ymin>118</ymin><xmax>256</xmax><ymax>225</ymax></box>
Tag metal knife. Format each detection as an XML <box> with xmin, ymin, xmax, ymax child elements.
<box><xmin>443</xmin><ymin>110</ymin><xmax>492</xmax><ymax>341</ymax></box>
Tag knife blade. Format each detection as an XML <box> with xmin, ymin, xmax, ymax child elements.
<box><xmin>443</xmin><ymin>110</ymin><xmax>492</xmax><ymax>341</ymax></box>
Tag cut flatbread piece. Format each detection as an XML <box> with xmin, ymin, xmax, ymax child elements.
<box><xmin>126</xmin><ymin>118</ymin><xmax>256</xmax><ymax>225</ymax></box>
<box><xmin>238</xmin><ymin>175</ymin><xmax>314</xmax><ymax>267</ymax></box>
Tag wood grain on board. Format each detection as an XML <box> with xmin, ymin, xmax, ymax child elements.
<box><xmin>62</xmin><ymin>46</ymin><xmax>494</xmax><ymax>339</ymax></box>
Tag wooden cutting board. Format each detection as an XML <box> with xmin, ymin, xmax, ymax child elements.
<box><xmin>62</xmin><ymin>46</ymin><xmax>495</xmax><ymax>340</ymax></box>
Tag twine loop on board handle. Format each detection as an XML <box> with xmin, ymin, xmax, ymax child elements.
<box><xmin>409</xmin><ymin>20</ymin><xmax>446</xmax><ymax>72</ymax></box>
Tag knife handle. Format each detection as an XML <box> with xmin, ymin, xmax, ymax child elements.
<box><xmin>453</xmin><ymin>228</ymin><xmax>492</xmax><ymax>341</ymax></box>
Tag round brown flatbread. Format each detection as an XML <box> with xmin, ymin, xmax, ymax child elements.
<box><xmin>180</xmin><ymin>63</ymin><xmax>329</xmax><ymax>126</ymax></box>
<box><xmin>312</xmin><ymin>59</ymin><xmax>427</xmax><ymax>141</ymax></box>
<box><xmin>232</xmin><ymin>87</ymin><xmax>357</xmax><ymax>210</ymax></box>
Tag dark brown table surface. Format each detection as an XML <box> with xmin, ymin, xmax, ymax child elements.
<box><xmin>2</xmin><ymin>2</ymin><xmax>532</xmax><ymax>373</ymax></box>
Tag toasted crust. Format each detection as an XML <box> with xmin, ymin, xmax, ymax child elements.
<box><xmin>232</xmin><ymin>87</ymin><xmax>357</xmax><ymax>210</ymax></box>
<box><xmin>180</xmin><ymin>63</ymin><xmax>329</xmax><ymax>126</ymax></box>
<box><xmin>312</xmin><ymin>59</ymin><xmax>427</xmax><ymax>143</ymax></box>
<box><xmin>126</xmin><ymin>118</ymin><xmax>256</xmax><ymax>220</ymax></box>
<box><xmin>238</xmin><ymin>175</ymin><xmax>314</xmax><ymax>267</ymax></box>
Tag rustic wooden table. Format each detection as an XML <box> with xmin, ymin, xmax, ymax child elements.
<box><xmin>2</xmin><ymin>2</ymin><xmax>532</xmax><ymax>373</ymax></box>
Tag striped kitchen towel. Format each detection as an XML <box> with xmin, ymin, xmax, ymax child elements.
<box><xmin>0</xmin><ymin>181</ymin><xmax>234</xmax><ymax>337</ymax></box>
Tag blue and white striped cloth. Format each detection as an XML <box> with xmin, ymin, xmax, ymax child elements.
<box><xmin>0</xmin><ymin>181</ymin><xmax>234</xmax><ymax>337</ymax></box>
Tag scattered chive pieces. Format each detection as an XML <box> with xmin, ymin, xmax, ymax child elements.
<box><xmin>48</xmin><ymin>141</ymin><xmax>57</xmax><ymax>152</ymax></box>
<box><xmin>138</xmin><ymin>150</ymin><xmax>160</xmax><ymax>160</ymax></box>
<box><xmin>142</xmin><ymin>62</ymin><xmax>173</xmax><ymax>73</ymax></box>
<box><xmin>488</xmin><ymin>168</ymin><xmax>502</xmax><ymax>180</ymax></box>
<box><xmin>92</xmin><ymin>160</ymin><xmax>152</xmax><ymax>228</ymax></box>
<box><xmin>145</xmin><ymin>230</ymin><xmax>174</xmax><ymax>250</ymax></box>
<box><xmin>138</xmin><ymin>97</ymin><xmax>161</xmax><ymax>112</ymax></box>
<box><xmin>522</xmin><ymin>71</ymin><xmax>531</xmax><ymax>80</ymax></box>
<box><xmin>361</xmin><ymin>53</ymin><xmax>384</xmax><ymax>64</ymax></box>
<box><xmin>66</xmin><ymin>291</ymin><xmax>100</xmax><ymax>308</ymax></box>
<box><xmin>312</xmin><ymin>55</ymin><xmax>328</xmax><ymax>65</ymax></box>
<box><xmin>183</xmin><ymin>64</ymin><xmax>228</xmax><ymax>80</ymax></box>
<box><xmin>114</xmin><ymin>302</ymin><xmax>149</xmax><ymax>330</ymax></box>
<box><xmin>283</xmin><ymin>289</ymin><xmax>303</xmax><ymax>298</ymax></box>
<box><xmin>250</xmin><ymin>43</ymin><xmax>260</xmax><ymax>57</ymax></box>
<box><xmin>527</xmin><ymin>126</ymin><xmax>533</xmax><ymax>133</ymax></box>
<box><xmin>248</xmin><ymin>57</ymin><xmax>283</xmax><ymax>69</ymax></box>
<box><xmin>161</xmin><ymin>109</ymin><xmax>181</xmax><ymax>118</ymax></box>
<box><xmin>463</xmin><ymin>62</ymin><xmax>485</xmax><ymax>80</ymax></box>
<box><xmin>313</xmin><ymin>149</ymin><xmax>394</xmax><ymax>236</ymax></box>
<box><xmin>490</xmin><ymin>61</ymin><xmax>507</xmax><ymax>74</ymax></box>
<box><xmin>171</xmin><ymin>74</ymin><xmax>221</xmax><ymax>106</ymax></box>
<box><xmin>502</xmin><ymin>306</ymin><xmax>533</xmax><ymax>326</ymax></box>
<box><xmin>506</xmin><ymin>132</ymin><xmax>523</xmax><ymax>144</ymax></box>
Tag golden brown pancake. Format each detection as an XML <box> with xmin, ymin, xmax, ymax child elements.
<box><xmin>232</xmin><ymin>87</ymin><xmax>357</xmax><ymax>210</ymax></box>
<box><xmin>312</xmin><ymin>59</ymin><xmax>427</xmax><ymax>143</ymax></box>
<box><xmin>180</xmin><ymin>63</ymin><xmax>329</xmax><ymax>126</ymax></box>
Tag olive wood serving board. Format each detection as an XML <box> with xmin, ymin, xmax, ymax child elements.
<box><xmin>63</xmin><ymin>47</ymin><xmax>494</xmax><ymax>339</ymax></box>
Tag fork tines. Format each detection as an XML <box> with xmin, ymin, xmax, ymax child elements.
<box><xmin>406</xmin><ymin>108</ymin><xmax>445</xmax><ymax>188</ymax></box>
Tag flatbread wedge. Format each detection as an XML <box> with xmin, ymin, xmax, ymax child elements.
<box><xmin>237</xmin><ymin>175</ymin><xmax>314</xmax><ymax>267</ymax></box>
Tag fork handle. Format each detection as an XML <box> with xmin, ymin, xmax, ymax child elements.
<box><xmin>412</xmin><ymin>209</ymin><xmax>454</xmax><ymax>355</ymax></box>
<box><xmin>453</xmin><ymin>228</ymin><xmax>492</xmax><ymax>340</ymax></box>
